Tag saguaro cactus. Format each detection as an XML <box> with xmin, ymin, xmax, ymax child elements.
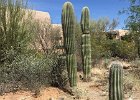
<box><xmin>80</xmin><ymin>7</ymin><xmax>91</xmax><ymax>81</ymax></box>
<box><xmin>61</xmin><ymin>2</ymin><xmax>77</xmax><ymax>87</ymax></box>
<box><xmin>109</xmin><ymin>64</ymin><xmax>123</xmax><ymax>100</ymax></box>
<box><xmin>137</xmin><ymin>37</ymin><xmax>140</xmax><ymax>58</ymax></box>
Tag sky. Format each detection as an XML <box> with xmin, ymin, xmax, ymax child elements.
<box><xmin>28</xmin><ymin>0</ymin><xmax>130</xmax><ymax>29</ymax></box>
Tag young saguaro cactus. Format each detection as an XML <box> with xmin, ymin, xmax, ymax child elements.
<box><xmin>109</xmin><ymin>64</ymin><xmax>123</xmax><ymax>100</ymax></box>
<box><xmin>80</xmin><ymin>7</ymin><xmax>91</xmax><ymax>81</ymax></box>
<box><xmin>61</xmin><ymin>2</ymin><xmax>77</xmax><ymax>87</ymax></box>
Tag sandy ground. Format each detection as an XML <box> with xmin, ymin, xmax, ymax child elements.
<box><xmin>0</xmin><ymin>87</ymin><xmax>68</xmax><ymax>100</ymax></box>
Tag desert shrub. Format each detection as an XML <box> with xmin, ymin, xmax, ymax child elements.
<box><xmin>74</xmin><ymin>18</ymin><xmax>120</xmax><ymax>67</ymax></box>
<box><xmin>48</xmin><ymin>56</ymin><xmax>68</xmax><ymax>88</ymax></box>
<box><xmin>0</xmin><ymin>0</ymin><xmax>65</xmax><ymax>94</ymax></box>
<box><xmin>89</xmin><ymin>17</ymin><xmax>118</xmax><ymax>65</ymax></box>
<box><xmin>108</xmin><ymin>40</ymin><xmax>137</xmax><ymax>60</ymax></box>
<box><xmin>0</xmin><ymin>0</ymin><xmax>34</xmax><ymax>64</ymax></box>
<box><xmin>91</xmin><ymin>35</ymin><xmax>137</xmax><ymax>64</ymax></box>
<box><xmin>0</xmin><ymin>50</ymin><xmax>56</xmax><ymax>94</ymax></box>
<box><xmin>121</xmin><ymin>34</ymin><xmax>132</xmax><ymax>42</ymax></box>
<box><xmin>124</xmin><ymin>72</ymin><xmax>140</xmax><ymax>95</ymax></box>
<box><xmin>74</xmin><ymin>21</ymin><xmax>83</xmax><ymax>71</ymax></box>
<box><xmin>91</xmin><ymin>32</ymin><xmax>111</xmax><ymax>65</ymax></box>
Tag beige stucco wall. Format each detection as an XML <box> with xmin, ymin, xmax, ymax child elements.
<box><xmin>32</xmin><ymin>10</ymin><xmax>51</xmax><ymax>23</ymax></box>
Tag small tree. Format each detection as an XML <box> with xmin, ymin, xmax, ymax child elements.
<box><xmin>120</xmin><ymin>0</ymin><xmax>140</xmax><ymax>57</ymax></box>
<box><xmin>0</xmin><ymin>0</ymin><xmax>34</xmax><ymax>64</ymax></box>
<box><xmin>122</xmin><ymin>0</ymin><xmax>140</xmax><ymax>32</ymax></box>
<box><xmin>90</xmin><ymin>17</ymin><xmax>118</xmax><ymax>62</ymax></box>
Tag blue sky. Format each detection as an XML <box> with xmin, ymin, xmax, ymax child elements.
<box><xmin>28</xmin><ymin>0</ymin><xmax>130</xmax><ymax>29</ymax></box>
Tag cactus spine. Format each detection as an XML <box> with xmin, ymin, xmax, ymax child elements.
<box><xmin>109</xmin><ymin>64</ymin><xmax>123</xmax><ymax>100</ymax></box>
<box><xmin>80</xmin><ymin>7</ymin><xmax>91</xmax><ymax>81</ymax></box>
<box><xmin>61</xmin><ymin>2</ymin><xmax>77</xmax><ymax>87</ymax></box>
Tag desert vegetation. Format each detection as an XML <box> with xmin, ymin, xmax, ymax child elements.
<box><xmin>0</xmin><ymin>0</ymin><xmax>140</xmax><ymax>100</ymax></box>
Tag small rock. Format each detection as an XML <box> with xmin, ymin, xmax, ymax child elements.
<box><xmin>49</xmin><ymin>97</ymin><xmax>54</xmax><ymax>100</ymax></box>
<box><xmin>123</xmin><ymin>65</ymin><xmax>130</xmax><ymax>69</ymax></box>
<box><xmin>59</xmin><ymin>97</ymin><xmax>65</xmax><ymax>100</ymax></box>
<box><xmin>127</xmin><ymin>97</ymin><xmax>133</xmax><ymax>100</ymax></box>
<box><xmin>100</xmin><ymin>92</ymin><xmax>107</xmax><ymax>96</ymax></box>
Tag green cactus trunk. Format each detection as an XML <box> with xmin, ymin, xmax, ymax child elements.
<box><xmin>137</xmin><ymin>37</ymin><xmax>140</xmax><ymax>58</ymax></box>
<box><xmin>109</xmin><ymin>64</ymin><xmax>123</xmax><ymax>100</ymax></box>
<box><xmin>61</xmin><ymin>2</ymin><xmax>77</xmax><ymax>87</ymax></box>
<box><xmin>80</xmin><ymin>7</ymin><xmax>91</xmax><ymax>81</ymax></box>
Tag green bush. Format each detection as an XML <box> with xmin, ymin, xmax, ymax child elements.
<box><xmin>91</xmin><ymin>32</ymin><xmax>111</xmax><ymax>65</ymax></box>
<box><xmin>90</xmin><ymin>31</ymin><xmax>137</xmax><ymax>63</ymax></box>
<box><xmin>48</xmin><ymin>56</ymin><xmax>68</xmax><ymax>88</ymax></box>
<box><xmin>0</xmin><ymin>0</ymin><xmax>64</xmax><ymax>94</ymax></box>
<box><xmin>0</xmin><ymin>51</ymin><xmax>55</xmax><ymax>94</ymax></box>
<box><xmin>109</xmin><ymin>40</ymin><xmax>137</xmax><ymax>60</ymax></box>
<box><xmin>0</xmin><ymin>0</ymin><xmax>34</xmax><ymax>64</ymax></box>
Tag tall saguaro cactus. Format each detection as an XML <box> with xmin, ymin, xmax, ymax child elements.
<box><xmin>61</xmin><ymin>2</ymin><xmax>77</xmax><ymax>87</ymax></box>
<box><xmin>80</xmin><ymin>7</ymin><xmax>91</xmax><ymax>81</ymax></box>
<box><xmin>109</xmin><ymin>64</ymin><xmax>123</xmax><ymax>100</ymax></box>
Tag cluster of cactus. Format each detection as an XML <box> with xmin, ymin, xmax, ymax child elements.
<box><xmin>80</xmin><ymin>7</ymin><xmax>91</xmax><ymax>81</ymax></box>
<box><xmin>61</xmin><ymin>2</ymin><xmax>77</xmax><ymax>87</ymax></box>
<box><xmin>61</xmin><ymin>5</ymin><xmax>124</xmax><ymax>99</ymax></box>
<box><xmin>109</xmin><ymin>64</ymin><xmax>123</xmax><ymax>100</ymax></box>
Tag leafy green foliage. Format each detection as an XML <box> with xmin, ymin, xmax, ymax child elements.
<box><xmin>0</xmin><ymin>0</ymin><xmax>62</xmax><ymax>94</ymax></box>
<box><xmin>0</xmin><ymin>0</ymin><xmax>34</xmax><ymax>64</ymax></box>
<box><xmin>49</xmin><ymin>57</ymin><xmax>68</xmax><ymax>88</ymax></box>
<box><xmin>90</xmin><ymin>17</ymin><xmax>119</xmax><ymax>32</ymax></box>
<box><xmin>91</xmin><ymin>33</ymin><xmax>111</xmax><ymax>60</ymax></box>
<box><xmin>124</xmin><ymin>0</ymin><xmax>140</xmax><ymax>32</ymax></box>
<box><xmin>89</xmin><ymin>17</ymin><xmax>137</xmax><ymax>61</ymax></box>
<box><xmin>0</xmin><ymin>51</ymin><xmax>55</xmax><ymax>94</ymax></box>
<box><xmin>108</xmin><ymin>40</ymin><xmax>137</xmax><ymax>60</ymax></box>
<box><xmin>75</xmin><ymin>20</ymin><xmax>82</xmax><ymax>71</ymax></box>
<box><xmin>90</xmin><ymin>18</ymin><xmax>118</xmax><ymax>61</ymax></box>
<box><xmin>120</xmin><ymin>0</ymin><xmax>140</xmax><ymax>57</ymax></box>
